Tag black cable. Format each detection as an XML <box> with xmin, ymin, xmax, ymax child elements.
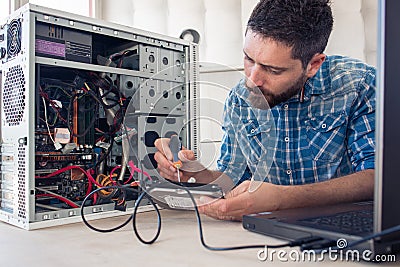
<box><xmin>311</xmin><ymin>224</ymin><xmax>400</xmax><ymax>253</ymax></box>
<box><xmin>94</xmin><ymin>140</ymin><xmax>114</xmax><ymax>168</ymax></box>
<box><xmin>84</xmin><ymin>81</ymin><xmax>121</xmax><ymax>110</ymax></box>
<box><xmin>132</xmin><ymin>190</ymin><xmax>162</xmax><ymax>244</ymax></box>
<box><xmin>81</xmin><ymin>185</ymin><xmax>133</xmax><ymax>233</ymax></box>
<box><xmin>182</xmin><ymin>187</ymin><xmax>295</xmax><ymax>251</ymax></box>
<box><xmin>80</xmin><ymin>185</ymin><xmax>161</xmax><ymax>244</ymax></box>
<box><xmin>80</xmin><ymin>183</ymin><xmax>321</xmax><ymax>249</ymax></box>
<box><xmin>347</xmin><ymin>224</ymin><xmax>400</xmax><ymax>248</ymax></box>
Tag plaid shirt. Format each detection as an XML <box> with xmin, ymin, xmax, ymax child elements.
<box><xmin>217</xmin><ymin>55</ymin><xmax>376</xmax><ymax>185</ymax></box>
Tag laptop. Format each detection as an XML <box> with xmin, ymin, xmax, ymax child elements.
<box><xmin>243</xmin><ymin>0</ymin><xmax>400</xmax><ymax>257</ymax></box>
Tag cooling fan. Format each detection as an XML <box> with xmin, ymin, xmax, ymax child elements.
<box><xmin>7</xmin><ymin>19</ymin><xmax>22</xmax><ymax>58</ymax></box>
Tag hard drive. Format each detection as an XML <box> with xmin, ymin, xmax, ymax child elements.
<box><xmin>146</xmin><ymin>179</ymin><xmax>224</xmax><ymax>210</ymax></box>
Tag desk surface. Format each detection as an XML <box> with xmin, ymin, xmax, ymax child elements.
<box><xmin>0</xmin><ymin>209</ymin><xmax>398</xmax><ymax>267</ymax></box>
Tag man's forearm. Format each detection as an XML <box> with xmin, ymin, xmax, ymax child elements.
<box><xmin>276</xmin><ymin>169</ymin><xmax>374</xmax><ymax>210</ymax></box>
<box><xmin>193</xmin><ymin>168</ymin><xmax>374</xmax><ymax>211</ymax></box>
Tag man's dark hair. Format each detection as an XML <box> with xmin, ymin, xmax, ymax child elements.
<box><xmin>247</xmin><ymin>0</ymin><xmax>333</xmax><ymax>68</ymax></box>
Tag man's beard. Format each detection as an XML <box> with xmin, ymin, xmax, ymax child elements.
<box><xmin>245</xmin><ymin>74</ymin><xmax>307</xmax><ymax>109</ymax></box>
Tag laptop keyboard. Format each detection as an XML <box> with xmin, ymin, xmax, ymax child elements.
<box><xmin>298</xmin><ymin>209</ymin><xmax>373</xmax><ymax>236</ymax></box>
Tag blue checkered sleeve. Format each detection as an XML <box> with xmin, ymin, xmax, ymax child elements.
<box><xmin>347</xmin><ymin>70</ymin><xmax>376</xmax><ymax>171</ymax></box>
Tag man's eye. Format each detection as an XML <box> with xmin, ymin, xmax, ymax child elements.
<box><xmin>244</xmin><ymin>55</ymin><xmax>254</xmax><ymax>62</ymax></box>
<box><xmin>265</xmin><ymin>68</ymin><xmax>282</xmax><ymax>75</ymax></box>
<box><xmin>270</xmin><ymin>70</ymin><xmax>282</xmax><ymax>75</ymax></box>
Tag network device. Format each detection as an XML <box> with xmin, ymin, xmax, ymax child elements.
<box><xmin>0</xmin><ymin>4</ymin><xmax>199</xmax><ymax>229</ymax></box>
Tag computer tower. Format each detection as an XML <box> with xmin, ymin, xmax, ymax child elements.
<box><xmin>0</xmin><ymin>4</ymin><xmax>199</xmax><ymax>229</ymax></box>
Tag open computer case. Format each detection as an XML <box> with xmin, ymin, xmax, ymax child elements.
<box><xmin>0</xmin><ymin>4</ymin><xmax>199</xmax><ymax>229</ymax></box>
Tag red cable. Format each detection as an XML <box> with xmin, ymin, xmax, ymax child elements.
<box><xmin>36</xmin><ymin>193</ymin><xmax>79</xmax><ymax>208</ymax></box>
<box><xmin>35</xmin><ymin>165</ymin><xmax>103</xmax><ymax>188</ymax></box>
<box><xmin>109</xmin><ymin>165</ymin><xmax>121</xmax><ymax>185</ymax></box>
<box><xmin>128</xmin><ymin>160</ymin><xmax>152</xmax><ymax>181</ymax></box>
<box><xmin>35</xmin><ymin>162</ymin><xmax>150</xmax><ymax>207</ymax></box>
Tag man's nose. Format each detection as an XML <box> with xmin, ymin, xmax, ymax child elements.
<box><xmin>247</xmin><ymin>65</ymin><xmax>264</xmax><ymax>88</ymax></box>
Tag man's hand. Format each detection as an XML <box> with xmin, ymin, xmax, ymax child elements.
<box><xmin>154</xmin><ymin>138</ymin><xmax>201</xmax><ymax>182</ymax></box>
<box><xmin>197</xmin><ymin>181</ymin><xmax>281</xmax><ymax>221</ymax></box>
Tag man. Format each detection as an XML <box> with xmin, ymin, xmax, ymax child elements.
<box><xmin>154</xmin><ymin>0</ymin><xmax>376</xmax><ymax>221</ymax></box>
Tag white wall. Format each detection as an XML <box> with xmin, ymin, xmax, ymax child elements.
<box><xmin>197</xmin><ymin>69</ymin><xmax>244</xmax><ymax>169</ymax></box>
<box><xmin>362</xmin><ymin>0</ymin><xmax>378</xmax><ymax>66</ymax></box>
<box><xmin>29</xmin><ymin>0</ymin><xmax>91</xmax><ymax>16</ymax></box>
<box><xmin>0</xmin><ymin>0</ymin><xmax>9</xmax><ymax>20</ymax></box>
<box><xmin>99</xmin><ymin>0</ymin><xmax>378</xmax><ymax>67</ymax></box>
<box><xmin>325</xmin><ymin>0</ymin><xmax>378</xmax><ymax>66</ymax></box>
<box><xmin>5</xmin><ymin>0</ymin><xmax>91</xmax><ymax>17</ymax></box>
<box><xmin>325</xmin><ymin>0</ymin><xmax>366</xmax><ymax>61</ymax></box>
<box><xmin>100</xmin><ymin>0</ymin><xmax>246</xmax><ymax>67</ymax></box>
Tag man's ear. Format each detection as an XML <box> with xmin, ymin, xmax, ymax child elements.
<box><xmin>305</xmin><ymin>54</ymin><xmax>326</xmax><ymax>78</ymax></box>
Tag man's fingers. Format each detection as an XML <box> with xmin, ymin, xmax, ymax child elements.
<box><xmin>224</xmin><ymin>181</ymin><xmax>250</xmax><ymax>198</ymax></box>
<box><xmin>154</xmin><ymin>137</ymin><xmax>198</xmax><ymax>182</ymax></box>
<box><xmin>178</xmin><ymin>150</ymin><xmax>195</xmax><ymax>162</ymax></box>
<box><xmin>157</xmin><ymin>165</ymin><xmax>175</xmax><ymax>178</ymax></box>
<box><xmin>197</xmin><ymin>192</ymin><xmax>250</xmax><ymax>221</ymax></box>
<box><xmin>154</xmin><ymin>150</ymin><xmax>177</xmax><ymax>179</ymax></box>
<box><xmin>220</xmin><ymin>193</ymin><xmax>249</xmax><ymax>214</ymax></box>
<box><xmin>196</xmin><ymin>196</ymin><xmax>219</xmax><ymax>206</ymax></box>
<box><xmin>201</xmin><ymin>205</ymin><xmax>245</xmax><ymax>221</ymax></box>
<box><xmin>154</xmin><ymin>151</ymin><xmax>174</xmax><ymax>170</ymax></box>
<box><xmin>154</xmin><ymin>138</ymin><xmax>173</xmax><ymax>161</ymax></box>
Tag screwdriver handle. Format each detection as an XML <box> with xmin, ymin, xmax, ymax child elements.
<box><xmin>169</xmin><ymin>135</ymin><xmax>182</xmax><ymax>169</ymax></box>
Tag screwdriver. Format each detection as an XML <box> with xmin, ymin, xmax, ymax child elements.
<box><xmin>169</xmin><ymin>135</ymin><xmax>182</xmax><ymax>183</ymax></box>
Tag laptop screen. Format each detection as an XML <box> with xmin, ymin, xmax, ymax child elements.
<box><xmin>375</xmin><ymin>0</ymin><xmax>400</xmax><ymax>242</ymax></box>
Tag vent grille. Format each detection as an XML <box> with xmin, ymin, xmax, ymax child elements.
<box><xmin>3</xmin><ymin>65</ymin><xmax>26</xmax><ymax>126</ymax></box>
<box><xmin>17</xmin><ymin>141</ymin><xmax>26</xmax><ymax>219</ymax></box>
<box><xmin>191</xmin><ymin>45</ymin><xmax>199</xmax><ymax>157</ymax></box>
<box><xmin>7</xmin><ymin>19</ymin><xmax>22</xmax><ymax>58</ymax></box>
